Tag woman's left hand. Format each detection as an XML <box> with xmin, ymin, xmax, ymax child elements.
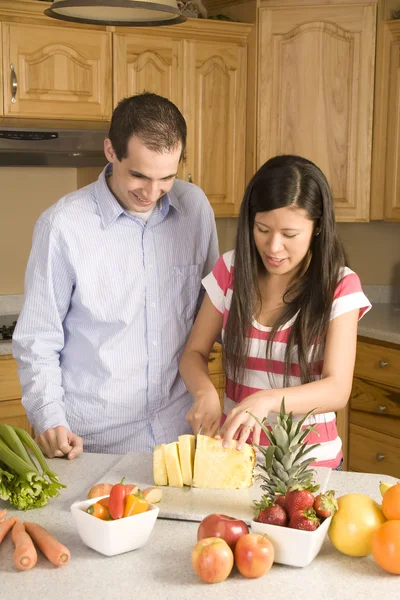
<box><xmin>216</xmin><ymin>391</ymin><xmax>276</xmax><ymax>450</ymax></box>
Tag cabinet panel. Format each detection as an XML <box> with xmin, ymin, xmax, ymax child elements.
<box><xmin>350</xmin><ymin>377</ymin><xmax>400</xmax><ymax>420</ymax></box>
<box><xmin>354</xmin><ymin>341</ymin><xmax>400</xmax><ymax>388</ymax></box>
<box><xmin>0</xmin><ymin>355</ymin><xmax>21</xmax><ymax>402</ymax></box>
<box><xmin>183</xmin><ymin>39</ymin><xmax>246</xmax><ymax>216</ymax></box>
<box><xmin>258</xmin><ymin>4</ymin><xmax>376</xmax><ymax>221</ymax></box>
<box><xmin>384</xmin><ymin>23</ymin><xmax>400</xmax><ymax>220</ymax></box>
<box><xmin>0</xmin><ymin>398</ymin><xmax>31</xmax><ymax>434</ymax></box>
<box><xmin>2</xmin><ymin>22</ymin><xmax>112</xmax><ymax>120</ymax></box>
<box><xmin>349</xmin><ymin>423</ymin><xmax>400</xmax><ymax>478</ymax></box>
<box><xmin>113</xmin><ymin>33</ymin><xmax>182</xmax><ymax>109</ymax></box>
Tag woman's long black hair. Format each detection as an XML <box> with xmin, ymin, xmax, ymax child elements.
<box><xmin>223</xmin><ymin>155</ymin><xmax>347</xmax><ymax>392</ymax></box>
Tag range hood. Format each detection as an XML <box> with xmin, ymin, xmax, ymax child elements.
<box><xmin>0</xmin><ymin>127</ymin><xmax>108</xmax><ymax>167</ymax></box>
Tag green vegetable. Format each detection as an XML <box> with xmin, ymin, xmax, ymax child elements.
<box><xmin>0</xmin><ymin>424</ymin><xmax>65</xmax><ymax>510</ymax></box>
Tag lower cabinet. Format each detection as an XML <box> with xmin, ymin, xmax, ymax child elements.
<box><xmin>0</xmin><ymin>354</ymin><xmax>31</xmax><ymax>435</ymax></box>
<box><xmin>347</xmin><ymin>338</ymin><xmax>400</xmax><ymax>478</ymax></box>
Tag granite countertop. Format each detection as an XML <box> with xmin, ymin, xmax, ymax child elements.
<box><xmin>1</xmin><ymin>452</ymin><xmax>399</xmax><ymax>599</ymax></box>
<box><xmin>358</xmin><ymin>303</ymin><xmax>400</xmax><ymax>345</ymax></box>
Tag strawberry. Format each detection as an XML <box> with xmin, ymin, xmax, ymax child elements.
<box><xmin>289</xmin><ymin>508</ymin><xmax>321</xmax><ymax>531</ymax></box>
<box><xmin>257</xmin><ymin>504</ymin><xmax>288</xmax><ymax>527</ymax></box>
<box><xmin>285</xmin><ymin>489</ymin><xmax>315</xmax><ymax>518</ymax></box>
<box><xmin>275</xmin><ymin>494</ymin><xmax>286</xmax><ymax>509</ymax></box>
<box><xmin>313</xmin><ymin>490</ymin><xmax>338</xmax><ymax>519</ymax></box>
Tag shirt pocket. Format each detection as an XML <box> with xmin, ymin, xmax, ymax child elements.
<box><xmin>170</xmin><ymin>264</ymin><xmax>202</xmax><ymax>322</ymax></box>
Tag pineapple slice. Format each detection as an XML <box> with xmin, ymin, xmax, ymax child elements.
<box><xmin>178</xmin><ymin>434</ymin><xmax>195</xmax><ymax>486</ymax></box>
<box><xmin>192</xmin><ymin>434</ymin><xmax>255</xmax><ymax>489</ymax></box>
<box><xmin>163</xmin><ymin>441</ymin><xmax>184</xmax><ymax>488</ymax></box>
<box><xmin>153</xmin><ymin>444</ymin><xmax>168</xmax><ymax>486</ymax></box>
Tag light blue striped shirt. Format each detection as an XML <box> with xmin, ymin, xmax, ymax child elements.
<box><xmin>12</xmin><ymin>165</ymin><xmax>219</xmax><ymax>453</ymax></box>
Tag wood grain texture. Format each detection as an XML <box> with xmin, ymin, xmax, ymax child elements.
<box><xmin>354</xmin><ymin>341</ymin><xmax>400</xmax><ymax>388</ymax></box>
<box><xmin>349</xmin><ymin>422</ymin><xmax>400</xmax><ymax>478</ymax></box>
<box><xmin>384</xmin><ymin>21</ymin><xmax>400</xmax><ymax>221</ymax></box>
<box><xmin>0</xmin><ymin>355</ymin><xmax>21</xmax><ymax>402</ymax></box>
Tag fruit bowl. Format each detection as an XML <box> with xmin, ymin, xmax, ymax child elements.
<box><xmin>250</xmin><ymin>516</ymin><xmax>332</xmax><ymax>567</ymax></box>
<box><xmin>70</xmin><ymin>495</ymin><xmax>159</xmax><ymax>556</ymax></box>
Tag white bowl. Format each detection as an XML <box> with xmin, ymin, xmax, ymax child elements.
<box><xmin>250</xmin><ymin>516</ymin><xmax>332</xmax><ymax>567</ymax></box>
<box><xmin>70</xmin><ymin>495</ymin><xmax>159</xmax><ymax>556</ymax></box>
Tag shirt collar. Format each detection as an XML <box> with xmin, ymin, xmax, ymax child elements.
<box><xmin>94</xmin><ymin>164</ymin><xmax>182</xmax><ymax>228</ymax></box>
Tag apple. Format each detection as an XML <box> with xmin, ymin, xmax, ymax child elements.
<box><xmin>191</xmin><ymin>537</ymin><xmax>234</xmax><ymax>584</ymax></box>
<box><xmin>234</xmin><ymin>533</ymin><xmax>274</xmax><ymax>578</ymax></box>
<box><xmin>197</xmin><ymin>513</ymin><xmax>249</xmax><ymax>550</ymax></box>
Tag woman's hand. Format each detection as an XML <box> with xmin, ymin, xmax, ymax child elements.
<box><xmin>217</xmin><ymin>391</ymin><xmax>276</xmax><ymax>450</ymax></box>
<box><xmin>186</xmin><ymin>390</ymin><xmax>222</xmax><ymax>436</ymax></box>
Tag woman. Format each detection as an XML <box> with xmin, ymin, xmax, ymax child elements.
<box><xmin>180</xmin><ymin>155</ymin><xmax>371</xmax><ymax>469</ymax></box>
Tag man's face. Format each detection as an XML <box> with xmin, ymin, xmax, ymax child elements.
<box><xmin>104</xmin><ymin>135</ymin><xmax>181</xmax><ymax>212</ymax></box>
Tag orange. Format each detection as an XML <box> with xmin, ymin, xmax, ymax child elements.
<box><xmin>382</xmin><ymin>483</ymin><xmax>400</xmax><ymax>520</ymax></box>
<box><xmin>371</xmin><ymin>520</ymin><xmax>400</xmax><ymax>575</ymax></box>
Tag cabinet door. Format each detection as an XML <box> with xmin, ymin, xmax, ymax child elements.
<box><xmin>113</xmin><ymin>33</ymin><xmax>182</xmax><ymax>109</ymax></box>
<box><xmin>384</xmin><ymin>23</ymin><xmax>400</xmax><ymax>221</ymax></box>
<box><xmin>0</xmin><ymin>399</ymin><xmax>32</xmax><ymax>435</ymax></box>
<box><xmin>2</xmin><ymin>23</ymin><xmax>112</xmax><ymax>120</ymax></box>
<box><xmin>258</xmin><ymin>4</ymin><xmax>376</xmax><ymax>221</ymax></box>
<box><xmin>183</xmin><ymin>39</ymin><xmax>247</xmax><ymax>217</ymax></box>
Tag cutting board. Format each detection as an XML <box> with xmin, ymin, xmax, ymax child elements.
<box><xmin>98</xmin><ymin>452</ymin><xmax>332</xmax><ymax>525</ymax></box>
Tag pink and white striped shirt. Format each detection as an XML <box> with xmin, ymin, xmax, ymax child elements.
<box><xmin>202</xmin><ymin>250</ymin><xmax>372</xmax><ymax>468</ymax></box>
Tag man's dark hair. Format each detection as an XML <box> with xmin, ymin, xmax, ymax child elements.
<box><xmin>108</xmin><ymin>92</ymin><xmax>187</xmax><ymax>161</ymax></box>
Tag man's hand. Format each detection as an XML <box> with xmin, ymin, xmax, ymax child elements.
<box><xmin>35</xmin><ymin>425</ymin><xmax>83</xmax><ymax>460</ymax></box>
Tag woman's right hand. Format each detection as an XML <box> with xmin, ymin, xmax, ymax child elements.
<box><xmin>186</xmin><ymin>390</ymin><xmax>222</xmax><ymax>437</ymax></box>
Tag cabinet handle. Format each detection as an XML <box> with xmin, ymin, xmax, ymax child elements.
<box><xmin>378</xmin><ymin>360</ymin><xmax>388</xmax><ymax>368</ymax></box>
<box><xmin>376</xmin><ymin>404</ymin><xmax>387</xmax><ymax>413</ymax></box>
<box><xmin>188</xmin><ymin>173</ymin><xmax>193</xmax><ymax>183</ymax></box>
<box><xmin>10</xmin><ymin>64</ymin><xmax>17</xmax><ymax>104</ymax></box>
<box><xmin>376</xmin><ymin>453</ymin><xmax>385</xmax><ymax>461</ymax></box>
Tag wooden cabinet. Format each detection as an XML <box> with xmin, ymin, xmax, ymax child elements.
<box><xmin>257</xmin><ymin>1</ymin><xmax>376</xmax><ymax>222</ymax></box>
<box><xmin>113</xmin><ymin>22</ymin><xmax>249</xmax><ymax>217</ymax></box>
<box><xmin>0</xmin><ymin>354</ymin><xmax>31</xmax><ymax>434</ymax></box>
<box><xmin>208</xmin><ymin>342</ymin><xmax>225</xmax><ymax>410</ymax></box>
<box><xmin>1</xmin><ymin>21</ymin><xmax>112</xmax><ymax>120</ymax></box>
<box><xmin>348</xmin><ymin>338</ymin><xmax>400</xmax><ymax>478</ymax></box>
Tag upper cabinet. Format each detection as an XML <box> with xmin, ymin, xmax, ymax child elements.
<box><xmin>257</xmin><ymin>2</ymin><xmax>376</xmax><ymax>222</ymax></box>
<box><xmin>1</xmin><ymin>22</ymin><xmax>112</xmax><ymax>120</ymax></box>
<box><xmin>114</xmin><ymin>23</ymin><xmax>249</xmax><ymax>217</ymax></box>
<box><xmin>374</xmin><ymin>20</ymin><xmax>400</xmax><ymax>221</ymax></box>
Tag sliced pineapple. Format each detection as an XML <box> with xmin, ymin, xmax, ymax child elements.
<box><xmin>153</xmin><ymin>443</ymin><xmax>168</xmax><ymax>486</ymax></box>
<box><xmin>178</xmin><ymin>434</ymin><xmax>195</xmax><ymax>486</ymax></box>
<box><xmin>163</xmin><ymin>441</ymin><xmax>184</xmax><ymax>488</ymax></box>
<box><xmin>192</xmin><ymin>434</ymin><xmax>255</xmax><ymax>489</ymax></box>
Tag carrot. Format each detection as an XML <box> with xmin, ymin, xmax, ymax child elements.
<box><xmin>0</xmin><ymin>508</ymin><xmax>8</xmax><ymax>522</ymax></box>
<box><xmin>0</xmin><ymin>516</ymin><xmax>18</xmax><ymax>544</ymax></box>
<box><xmin>11</xmin><ymin>520</ymin><xmax>37</xmax><ymax>571</ymax></box>
<box><xmin>24</xmin><ymin>522</ymin><xmax>71</xmax><ymax>567</ymax></box>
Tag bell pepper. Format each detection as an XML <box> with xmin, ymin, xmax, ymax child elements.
<box><xmin>108</xmin><ymin>478</ymin><xmax>127</xmax><ymax>519</ymax></box>
<box><xmin>123</xmin><ymin>491</ymin><xmax>149</xmax><ymax>518</ymax></box>
<box><xmin>87</xmin><ymin>502</ymin><xmax>109</xmax><ymax>520</ymax></box>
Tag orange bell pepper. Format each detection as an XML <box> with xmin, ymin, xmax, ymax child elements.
<box><xmin>87</xmin><ymin>502</ymin><xmax>110</xmax><ymax>520</ymax></box>
<box><xmin>123</xmin><ymin>492</ymin><xmax>148</xmax><ymax>518</ymax></box>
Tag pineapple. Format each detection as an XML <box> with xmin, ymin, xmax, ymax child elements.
<box><xmin>252</xmin><ymin>398</ymin><xmax>321</xmax><ymax>503</ymax></box>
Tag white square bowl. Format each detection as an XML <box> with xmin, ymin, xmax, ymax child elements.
<box><xmin>250</xmin><ymin>515</ymin><xmax>332</xmax><ymax>567</ymax></box>
<box><xmin>70</xmin><ymin>495</ymin><xmax>159</xmax><ymax>556</ymax></box>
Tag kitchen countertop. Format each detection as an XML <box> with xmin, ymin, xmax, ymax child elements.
<box><xmin>358</xmin><ymin>303</ymin><xmax>400</xmax><ymax>345</ymax></box>
<box><xmin>1</xmin><ymin>452</ymin><xmax>399</xmax><ymax>600</ymax></box>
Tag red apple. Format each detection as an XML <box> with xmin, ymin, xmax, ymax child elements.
<box><xmin>234</xmin><ymin>533</ymin><xmax>274</xmax><ymax>578</ymax></box>
<box><xmin>197</xmin><ymin>513</ymin><xmax>249</xmax><ymax>550</ymax></box>
<box><xmin>191</xmin><ymin>537</ymin><xmax>234</xmax><ymax>584</ymax></box>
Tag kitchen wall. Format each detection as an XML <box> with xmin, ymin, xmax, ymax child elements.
<box><xmin>0</xmin><ymin>167</ymin><xmax>399</xmax><ymax>294</ymax></box>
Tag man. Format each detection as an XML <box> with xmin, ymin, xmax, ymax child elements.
<box><xmin>12</xmin><ymin>92</ymin><xmax>219</xmax><ymax>459</ymax></box>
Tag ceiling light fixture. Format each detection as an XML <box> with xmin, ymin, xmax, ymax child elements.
<box><xmin>44</xmin><ymin>0</ymin><xmax>187</xmax><ymax>27</ymax></box>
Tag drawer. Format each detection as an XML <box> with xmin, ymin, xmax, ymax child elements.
<box><xmin>354</xmin><ymin>341</ymin><xmax>400</xmax><ymax>388</ymax></box>
<box><xmin>0</xmin><ymin>355</ymin><xmax>22</xmax><ymax>402</ymax></box>
<box><xmin>208</xmin><ymin>342</ymin><xmax>223</xmax><ymax>375</ymax></box>
<box><xmin>350</xmin><ymin>377</ymin><xmax>400</xmax><ymax>419</ymax></box>
<box><xmin>0</xmin><ymin>398</ymin><xmax>31</xmax><ymax>434</ymax></box>
<box><xmin>349</xmin><ymin>423</ymin><xmax>400</xmax><ymax>479</ymax></box>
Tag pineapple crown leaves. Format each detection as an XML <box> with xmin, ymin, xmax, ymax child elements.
<box><xmin>248</xmin><ymin>398</ymin><xmax>322</xmax><ymax>497</ymax></box>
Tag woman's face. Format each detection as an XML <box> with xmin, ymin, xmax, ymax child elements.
<box><xmin>253</xmin><ymin>206</ymin><xmax>315</xmax><ymax>279</ymax></box>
